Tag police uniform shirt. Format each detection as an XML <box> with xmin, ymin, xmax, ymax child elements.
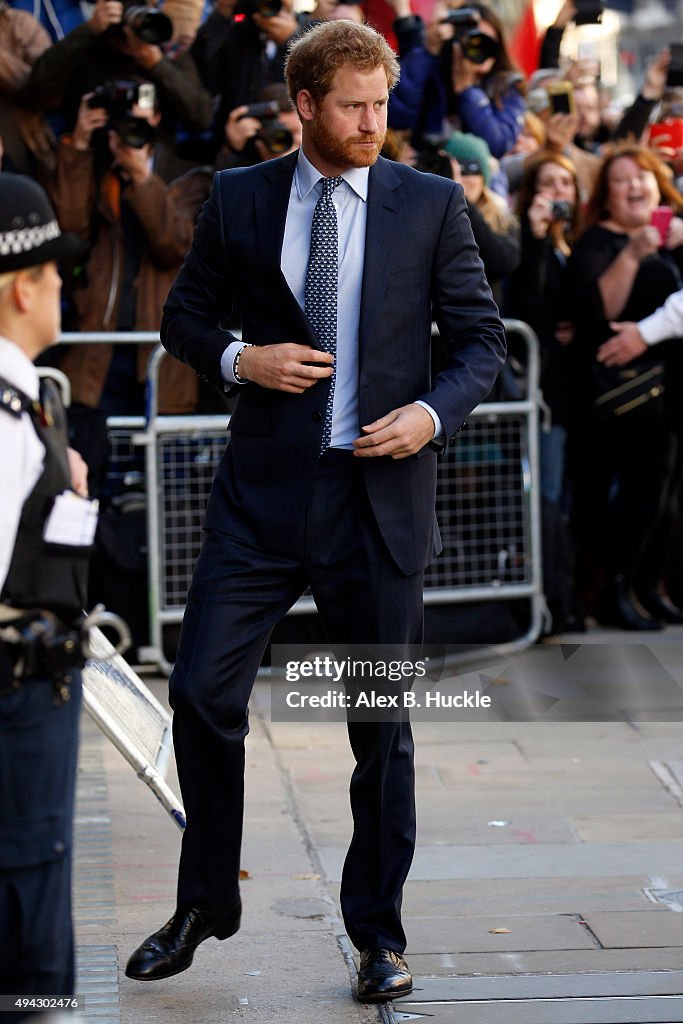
<box><xmin>0</xmin><ymin>335</ymin><xmax>44</xmax><ymax>590</ymax></box>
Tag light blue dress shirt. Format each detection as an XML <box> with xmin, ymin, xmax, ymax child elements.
<box><xmin>221</xmin><ymin>148</ymin><xmax>442</xmax><ymax>447</ymax></box>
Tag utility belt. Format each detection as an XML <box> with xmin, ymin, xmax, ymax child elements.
<box><xmin>0</xmin><ymin>604</ymin><xmax>130</xmax><ymax>703</ymax></box>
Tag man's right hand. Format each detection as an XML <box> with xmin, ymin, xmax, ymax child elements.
<box><xmin>89</xmin><ymin>0</ymin><xmax>123</xmax><ymax>34</ymax></box>
<box><xmin>238</xmin><ymin>343</ymin><xmax>334</xmax><ymax>393</ymax></box>
<box><xmin>72</xmin><ymin>94</ymin><xmax>108</xmax><ymax>151</ymax></box>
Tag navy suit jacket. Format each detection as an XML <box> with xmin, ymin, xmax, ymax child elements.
<box><xmin>161</xmin><ymin>151</ymin><xmax>506</xmax><ymax>575</ymax></box>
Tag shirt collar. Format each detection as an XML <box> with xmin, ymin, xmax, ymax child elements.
<box><xmin>0</xmin><ymin>335</ymin><xmax>39</xmax><ymax>401</ymax></box>
<box><xmin>295</xmin><ymin>147</ymin><xmax>369</xmax><ymax>202</ymax></box>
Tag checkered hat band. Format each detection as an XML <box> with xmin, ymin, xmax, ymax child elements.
<box><xmin>0</xmin><ymin>220</ymin><xmax>61</xmax><ymax>257</ymax></box>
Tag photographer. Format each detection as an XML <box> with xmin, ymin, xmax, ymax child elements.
<box><xmin>21</xmin><ymin>0</ymin><xmax>213</xmax><ymax>165</ymax></box>
<box><xmin>507</xmin><ymin>151</ymin><xmax>582</xmax><ymax>632</ymax></box>
<box><xmin>50</xmin><ymin>87</ymin><xmax>211</xmax><ymax>488</ymax></box>
<box><xmin>217</xmin><ymin>82</ymin><xmax>301</xmax><ymax>168</ymax></box>
<box><xmin>192</xmin><ymin>0</ymin><xmax>306</xmax><ymax>158</ymax></box>
<box><xmin>0</xmin><ymin>1</ymin><xmax>54</xmax><ymax>179</ymax></box>
<box><xmin>388</xmin><ymin>2</ymin><xmax>526</xmax><ymax>159</ymax></box>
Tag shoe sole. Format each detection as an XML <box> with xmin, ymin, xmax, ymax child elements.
<box><xmin>357</xmin><ymin>985</ymin><xmax>413</xmax><ymax>1002</ymax></box>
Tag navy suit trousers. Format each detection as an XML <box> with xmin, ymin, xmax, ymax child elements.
<box><xmin>170</xmin><ymin>450</ymin><xmax>423</xmax><ymax>952</ymax></box>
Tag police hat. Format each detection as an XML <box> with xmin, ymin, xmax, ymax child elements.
<box><xmin>0</xmin><ymin>173</ymin><xmax>87</xmax><ymax>274</ymax></box>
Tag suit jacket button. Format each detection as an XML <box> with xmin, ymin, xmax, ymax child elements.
<box><xmin>312</xmin><ymin>411</ymin><xmax>322</xmax><ymax>422</ymax></box>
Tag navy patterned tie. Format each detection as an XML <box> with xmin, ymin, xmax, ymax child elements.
<box><xmin>305</xmin><ymin>175</ymin><xmax>344</xmax><ymax>454</ymax></box>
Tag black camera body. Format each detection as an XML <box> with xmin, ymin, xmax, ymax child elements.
<box><xmin>87</xmin><ymin>81</ymin><xmax>157</xmax><ymax>148</ymax></box>
<box><xmin>441</xmin><ymin>6</ymin><xmax>480</xmax><ymax>29</ymax></box>
<box><xmin>234</xmin><ymin>0</ymin><xmax>283</xmax><ymax>19</ymax></box>
<box><xmin>239</xmin><ymin>101</ymin><xmax>293</xmax><ymax>154</ymax></box>
<box><xmin>87</xmin><ymin>80</ymin><xmax>155</xmax><ymax>115</ymax></box>
<box><xmin>440</xmin><ymin>8</ymin><xmax>499</xmax><ymax>65</ymax></box>
<box><xmin>551</xmin><ymin>199</ymin><xmax>574</xmax><ymax>222</ymax></box>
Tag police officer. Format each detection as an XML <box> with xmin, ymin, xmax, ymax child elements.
<box><xmin>0</xmin><ymin>173</ymin><xmax>92</xmax><ymax>1021</ymax></box>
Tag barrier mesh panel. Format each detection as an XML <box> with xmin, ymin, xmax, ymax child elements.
<box><xmin>152</xmin><ymin>411</ymin><xmax>531</xmax><ymax>613</ymax></box>
<box><xmin>157</xmin><ymin>431</ymin><xmax>229</xmax><ymax>610</ymax></box>
<box><xmin>425</xmin><ymin>412</ymin><xmax>532</xmax><ymax>591</ymax></box>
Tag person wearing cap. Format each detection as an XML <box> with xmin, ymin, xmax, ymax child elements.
<box><xmin>0</xmin><ymin>173</ymin><xmax>94</xmax><ymax>1019</ymax></box>
<box><xmin>442</xmin><ymin>131</ymin><xmax>519</xmax><ymax>307</ymax></box>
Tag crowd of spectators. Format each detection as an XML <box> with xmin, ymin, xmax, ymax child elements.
<box><xmin>4</xmin><ymin>0</ymin><xmax>683</xmax><ymax>635</ymax></box>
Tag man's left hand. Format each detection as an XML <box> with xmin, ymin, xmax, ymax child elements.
<box><xmin>353</xmin><ymin>404</ymin><xmax>435</xmax><ymax>460</ymax></box>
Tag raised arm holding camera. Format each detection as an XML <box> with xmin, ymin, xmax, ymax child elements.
<box><xmin>49</xmin><ymin>87</ymin><xmax>211</xmax><ymax>490</ymax></box>
<box><xmin>388</xmin><ymin>2</ymin><xmax>525</xmax><ymax>158</ymax></box>
<box><xmin>22</xmin><ymin>0</ymin><xmax>213</xmax><ymax>162</ymax></box>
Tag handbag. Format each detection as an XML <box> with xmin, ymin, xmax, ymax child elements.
<box><xmin>592</xmin><ymin>362</ymin><xmax>665</xmax><ymax>418</ymax></box>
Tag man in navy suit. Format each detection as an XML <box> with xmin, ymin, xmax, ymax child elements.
<box><xmin>126</xmin><ymin>20</ymin><xmax>506</xmax><ymax>1002</ymax></box>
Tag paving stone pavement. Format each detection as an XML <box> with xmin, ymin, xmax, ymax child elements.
<box><xmin>72</xmin><ymin>627</ymin><xmax>683</xmax><ymax>1024</ymax></box>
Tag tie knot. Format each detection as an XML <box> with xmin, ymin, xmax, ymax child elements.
<box><xmin>320</xmin><ymin>176</ymin><xmax>343</xmax><ymax>199</ymax></box>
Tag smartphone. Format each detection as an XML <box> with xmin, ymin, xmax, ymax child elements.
<box><xmin>651</xmin><ymin>206</ymin><xmax>673</xmax><ymax>246</ymax></box>
<box><xmin>547</xmin><ymin>81</ymin><xmax>575</xmax><ymax>116</ymax></box>
<box><xmin>649</xmin><ymin>118</ymin><xmax>683</xmax><ymax>151</ymax></box>
<box><xmin>667</xmin><ymin>43</ymin><xmax>683</xmax><ymax>88</ymax></box>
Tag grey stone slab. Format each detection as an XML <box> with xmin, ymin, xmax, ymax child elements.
<box><xmin>397</xmin><ymin>914</ymin><xmax>596</xmax><ymax>953</ymax></box>
<box><xmin>394</xmin><ymin>995</ymin><xmax>683</xmax><ymax>1024</ymax></box>
<box><xmin>583</xmin><ymin>912</ymin><xmax>683</xmax><ymax>949</ymax></box>
<box><xmin>403</xmin><ymin>948</ymin><xmax>683</xmax><ymax>976</ymax></box>
<box><xmin>319</xmin><ymin>841</ymin><xmax>683</xmax><ymax>882</ymax></box>
<box><xmin>570</xmin><ymin>815</ymin><xmax>683</xmax><ymax>843</ymax></box>
<box><xmin>405</xmin><ymin>972</ymin><xmax>683</xmax><ymax>1002</ymax></box>
<box><xmin>398</xmin><ymin>877</ymin><xmax>665</xmax><ymax>916</ymax></box>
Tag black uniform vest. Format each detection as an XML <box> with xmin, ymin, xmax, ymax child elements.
<box><xmin>0</xmin><ymin>375</ymin><xmax>89</xmax><ymax>622</ymax></box>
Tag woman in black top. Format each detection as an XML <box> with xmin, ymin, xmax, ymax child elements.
<box><xmin>569</xmin><ymin>144</ymin><xmax>683</xmax><ymax>629</ymax></box>
<box><xmin>508</xmin><ymin>151</ymin><xmax>582</xmax><ymax>633</ymax></box>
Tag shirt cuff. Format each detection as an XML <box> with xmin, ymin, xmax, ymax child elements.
<box><xmin>638</xmin><ymin>314</ymin><xmax>664</xmax><ymax>346</ymax></box>
<box><xmin>221</xmin><ymin>341</ymin><xmax>247</xmax><ymax>385</ymax></box>
<box><xmin>415</xmin><ymin>400</ymin><xmax>445</xmax><ymax>441</ymax></box>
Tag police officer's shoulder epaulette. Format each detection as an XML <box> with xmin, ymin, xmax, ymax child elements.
<box><xmin>0</xmin><ymin>375</ymin><xmax>32</xmax><ymax>419</ymax></box>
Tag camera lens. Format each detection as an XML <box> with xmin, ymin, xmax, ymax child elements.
<box><xmin>460</xmin><ymin>31</ymin><xmax>499</xmax><ymax>64</ymax></box>
<box><xmin>122</xmin><ymin>5</ymin><xmax>173</xmax><ymax>44</ymax></box>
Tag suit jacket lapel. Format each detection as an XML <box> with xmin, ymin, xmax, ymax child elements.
<box><xmin>359</xmin><ymin>157</ymin><xmax>403</xmax><ymax>361</ymax></box>
<box><xmin>253</xmin><ymin>152</ymin><xmax>317</xmax><ymax>345</ymax></box>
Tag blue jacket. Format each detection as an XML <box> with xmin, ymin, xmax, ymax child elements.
<box><xmin>389</xmin><ymin>46</ymin><xmax>525</xmax><ymax>158</ymax></box>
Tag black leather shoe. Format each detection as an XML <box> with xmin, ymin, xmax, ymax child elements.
<box><xmin>125</xmin><ymin>901</ymin><xmax>241</xmax><ymax>981</ymax></box>
<box><xmin>594</xmin><ymin>576</ymin><xmax>663</xmax><ymax>632</ymax></box>
<box><xmin>357</xmin><ymin>948</ymin><xmax>413</xmax><ymax>1002</ymax></box>
<box><xmin>636</xmin><ymin>589</ymin><xmax>683</xmax><ymax>625</ymax></box>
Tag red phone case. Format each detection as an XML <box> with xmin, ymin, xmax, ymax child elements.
<box><xmin>649</xmin><ymin>119</ymin><xmax>683</xmax><ymax>151</ymax></box>
<box><xmin>651</xmin><ymin>206</ymin><xmax>673</xmax><ymax>245</ymax></box>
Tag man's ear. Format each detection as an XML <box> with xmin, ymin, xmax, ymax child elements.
<box><xmin>296</xmin><ymin>89</ymin><xmax>317</xmax><ymax>123</ymax></box>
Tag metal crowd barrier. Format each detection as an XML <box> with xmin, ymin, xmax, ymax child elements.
<box><xmin>54</xmin><ymin>323</ymin><xmax>546</xmax><ymax>671</ymax></box>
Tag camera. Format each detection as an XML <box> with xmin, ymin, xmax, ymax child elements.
<box><xmin>440</xmin><ymin>7</ymin><xmax>480</xmax><ymax>28</ymax></box>
<box><xmin>551</xmin><ymin>200</ymin><xmax>573</xmax><ymax>222</ymax></box>
<box><xmin>233</xmin><ymin>0</ymin><xmax>283</xmax><ymax>19</ymax></box>
<box><xmin>239</xmin><ymin>101</ymin><xmax>293</xmax><ymax>154</ymax></box>
<box><xmin>413</xmin><ymin>135</ymin><xmax>452</xmax><ymax>178</ymax></box>
<box><xmin>87</xmin><ymin>80</ymin><xmax>156</xmax><ymax>115</ymax></box>
<box><xmin>119</xmin><ymin>1</ymin><xmax>173</xmax><ymax>43</ymax></box>
<box><xmin>573</xmin><ymin>0</ymin><xmax>603</xmax><ymax>24</ymax></box>
<box><xmin>458</xmin><ymin>30</ymin><xmax>499</xmax><ymax>64</ymax></box>
<box><xmin>87</xmin><ymin>81</ymin><xmax>157</xmax><ymax>148</ymax></box>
